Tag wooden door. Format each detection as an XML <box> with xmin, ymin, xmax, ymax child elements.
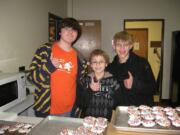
<box><xmin>74</xmin><ymin>20</ymin><xmax>101</xmax><ymax>60</ymax></box>
<box><xmin>125</xmin><ymin>29</ymin><xmax>148</xmax><ymax>59</ymax></box>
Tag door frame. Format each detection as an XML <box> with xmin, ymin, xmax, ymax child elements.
<box><xmin>124</xmin><ymin>19</ymin><xmax>165</xmax><ymax>100</ymax></box>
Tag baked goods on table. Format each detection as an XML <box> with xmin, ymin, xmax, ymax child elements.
<box><xmin>128</xmin><ymin>118</ymin><xmax>141</xmax><ymax>127</ymax></box>
<box><xmin>59</xmin><ymin>116</ymin><xmax>108</xmax><ymax>135</ymax></box>
<box><xmin>59</xmin><ymin>128</ymin><xmax>76</xmax><ymax>135</ymax></box>
<box><xmin>83</xmin><ymin>116</ymin><xmax>96</xmax><ymax>128</ymax></box>
<box><xmin>172</xmin><ymin>118</ymin><xmax>180</xmax><ymax>127</ymax></box>
<box><xmin>0</xmin><ymin>122</ymin><xmax>34</xmax><ymax>135</ymax></box>
<box><xmin>127</xmin><ymin>105</ymin><xmax>180</xmax><ymax>128</ymax></box>
<box><xmin>155</xmin><ymin>118</ymin><xmax>171</xmax><ymax>127</ymax></box>
<box><xmin>141</xmin><ymin>120</ymin><xmax>156</xmax><ymax>128</ymax></box>
<box><xmin>175</xmin><ymin>107</ymin><xmax>180</xmax><ymax>112</ymax></box>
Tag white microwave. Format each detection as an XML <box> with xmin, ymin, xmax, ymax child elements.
<box><xmin>0</xmin><ymin>72</ymin><xmax>26</xmax><ymax>111</ymax></box>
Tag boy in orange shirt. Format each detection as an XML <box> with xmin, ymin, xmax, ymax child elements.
<box><xmin>28</xmin><ymin>18</ymin><xmax>86</xmax><ymax>117</ymax></box>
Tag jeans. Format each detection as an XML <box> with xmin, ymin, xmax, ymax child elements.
<box><xmin>50</xmin><ymin>112</ymin><xmax>71</xmax><ymax>117</ymax></box>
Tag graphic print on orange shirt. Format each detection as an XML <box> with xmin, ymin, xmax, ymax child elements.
<box><xmin>50</xmin><ymin>43</ymin><xmax>77</xmax><ymax>114</ymax></box>
<box><xmin>57</xmin><ymin>58</ymin><xmax>74</xmax><ymax>73</ymax></box>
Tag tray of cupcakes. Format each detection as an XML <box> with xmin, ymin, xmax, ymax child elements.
<box><xmin>112</xmin><ymin>106</ymin><xmax>180</xmax><ymax>134</ymax></box>
<box><xmin>29</xmin><ymin>116</ymin><xmax>108</xmax><ymax>135</ymax></box>
<box><xmin>0</xmin><ymin>120</ymin><xmax>34</xmax><ymax>135</ymax></box>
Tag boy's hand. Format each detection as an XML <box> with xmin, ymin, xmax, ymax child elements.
<box><xmin>50</xmin><ymin>53</ymin><xmax>60</xmax><ymax>68</ymax></box>
<box><xmin>124</xmin><ymin>71</ymin><xmax>133</xmax><ymax>89</ymax></box>
<box><xmin>90</xmin><ymin>77</ymin><xmax>100</xmax><ymax>91</ymax></box>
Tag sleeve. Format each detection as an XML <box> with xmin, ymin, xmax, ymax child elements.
<box><xmin>131</xmin><ymin>60</ymin><xmax>156</xmax><ymax>95</ymax></box>
<box><xmin>79</xmin><ymin>78</ymin><xmax>92</xmax><ymax>108</ymax></box>
<box><xmin>27</xmin><ymin>44</ymin><xmax>56</xmax><ymax>86</ymax></box>
<box><xmin>112</xmin><ymin>79</ymin><xmax>123</xmax><ymax>107</ymax></box>
<box><xmin>71</xmin><ymin>57</ymin><xmax>89</xmax><ymax>117</ymax></box>
<box><xmin>76</xmin><ymin>57</ymin><xmax>89</xmax><ymax>103</ymax></box>
<box><xmin>71</xmin><ymin>76</ymin><xmax>92</xmax><ymax>118</ymax></box>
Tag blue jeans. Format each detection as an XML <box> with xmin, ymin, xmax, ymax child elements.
<box><xmin>50</xmin><ymin>112</ymin><xmax>71</xmax><ymax>117</ymax></box>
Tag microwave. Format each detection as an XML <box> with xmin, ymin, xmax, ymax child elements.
<box><xmin>0</xmin><ymin>72</ymin><xmax>26</xmax><ymax>111</ymax></box>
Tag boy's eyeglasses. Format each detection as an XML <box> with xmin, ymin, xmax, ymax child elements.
<box><xmin>91</xmin><ymin>61</ymin><xmax>106</xmax><ymax>65</ymax></box>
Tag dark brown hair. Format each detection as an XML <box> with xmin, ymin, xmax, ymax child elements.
<box><xmin>59</xmin><ymin>17</ymin><xmax>82</xmax><ymax>44</ymax></box>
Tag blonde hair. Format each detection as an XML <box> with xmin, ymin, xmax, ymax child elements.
<box><xmin>113</xmin><ymin>31</ymin><xmax>134</xmax><ymax>45</ymax></box>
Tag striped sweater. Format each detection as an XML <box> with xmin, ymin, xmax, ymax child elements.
<box><xmin>27</xmin><ymin>43</ymin><xmax>88</xmax><ymax>114</ymax></box>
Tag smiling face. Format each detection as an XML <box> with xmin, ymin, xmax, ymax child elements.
<box><xmin>112</xmin><ymin>31</ymin><xmax>134</xmax><ymax>63</ymax></box>
<box><xmin>113</xmin><ymin>39</ymin><xmax>133</xmax><ymax>63</ymax></box>
<box><xmin>60</xmin><ymin>27</ymin><xmax>78</xmax><ymax>45</ymax></box>
<box><xmin>90</xmin><ymin>55</ymin><xmax>107</xmax><ymax>75</ymax></box>
<box><xmin>58</xmin><ymin>18</ymin><xmax>82</xmax><ymax>45</ymax></box>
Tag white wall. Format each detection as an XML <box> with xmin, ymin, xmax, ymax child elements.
<box><xmin>67</xmin><ymin>0</ymin><xmax>180</xmax><ymax>99</ymax></box>
<box><xmin>0</xmin><ymin>0</ymin><xmax>67</xmax><ymax>72</ymax></box>
<box><xmin>0</xmin><ymin>0</ymin><xmax>179</xmax><ymax>99</ymax></box>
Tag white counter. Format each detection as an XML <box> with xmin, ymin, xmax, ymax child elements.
<box><xmin>0</xmin><ymin>111</ymin><xmax>17</xmax><ymax>121</ymax></box>
<box><xmin>15</xmin><ymin>116</ymin><xmax>43</xmax><ymax>125</ymax></box>
<box><xmin>0</xmin><ymin>93</ymin><xmax>43</xmax><ymax>126</ymax></box>
<box><xmin>5</xmin><ymin>94</ymin><xmax>34</xmax><ymax>115</ymax></box>
<box><xmin>0</xmin><ymin>111</ymin><xmax>43</xmax><ymax>125</ymax></box>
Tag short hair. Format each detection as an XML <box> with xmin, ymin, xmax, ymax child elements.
<box><xmin>113</xmin><ymin>31</ymin><xmax>134</xmax><ymax>45</ymax></box>
<box><xmin>89</xmin><ymin>49</ymin><xmax>109</xmax><ymax>64</ymax></box>
<box><xmin>58</xmin><ymin>17</ymin><xmax>82</xmax><ymax>44</ymax></box>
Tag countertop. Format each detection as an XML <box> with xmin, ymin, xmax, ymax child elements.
<box><xmin>0</xmin><ymin>94</ymin><xmax>43</xmax><ymax>125</ymax></box>
<box><xmin>0</xmin><ymin>111</ymin><xmax>175</xmax><ymax>135</ymax></box>
<box><xmin>0</xmin><ymin>111</ymin><xmax>43</xmax><ymax>125</ymax></box>
<box><xmin>5</xmin><ymin>94</ymin><xmax>34</xmax><ymax>114</ymax></box>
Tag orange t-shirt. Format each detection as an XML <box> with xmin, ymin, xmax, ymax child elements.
<box><xmin>50</xmin><ymin>43</ymin><xmax>77</xmax><ymax>114</ymax></box>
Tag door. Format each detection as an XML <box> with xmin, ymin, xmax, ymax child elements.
<box><xmin>125</xmin><ymin>28</ymin><xmax>148</xmax><ymax>59</ymax></box>
<box><xmin>74</xmin><ymin>20</ymin><xmax>101</xmax><ymax>60</ymax></box>
<box><xmin>170</xmin><ymin>31</ymin><xmax>180</xmax><ymax>106</ymax></box>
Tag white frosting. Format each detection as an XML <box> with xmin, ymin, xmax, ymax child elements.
<box><xmin>142</xmin><ymin>120</ymin><xmax>156</xmax><ymax>127</ymax></box>
<box><xmin>0</xmin><ymin>130</ymin><xmax>5</xmax><ymax>134</ymax></box>
<box><xmin>172</xmin><ymin>119</ymin><xmax>180</xmax><ymax>127</ymax></box>
<box><xmin>128</xmin><ymin>119</ymin><xmax>141</xmax><ymax>126</ymax></box>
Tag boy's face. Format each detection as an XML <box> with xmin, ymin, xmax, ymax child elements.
<box><xmin>113</xmin><ymin>39</ymin><xmax>133</xmax><ymax>62</ymax></box>
<box><xmin>90</xmin><ymin>55</ymin><xmax>107</xmax><ymax>74</ymax></box>
<box><xmin>60</xmin><ymin>27</ymin><xmax>78</xmax><ymax>44</ymax></box>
